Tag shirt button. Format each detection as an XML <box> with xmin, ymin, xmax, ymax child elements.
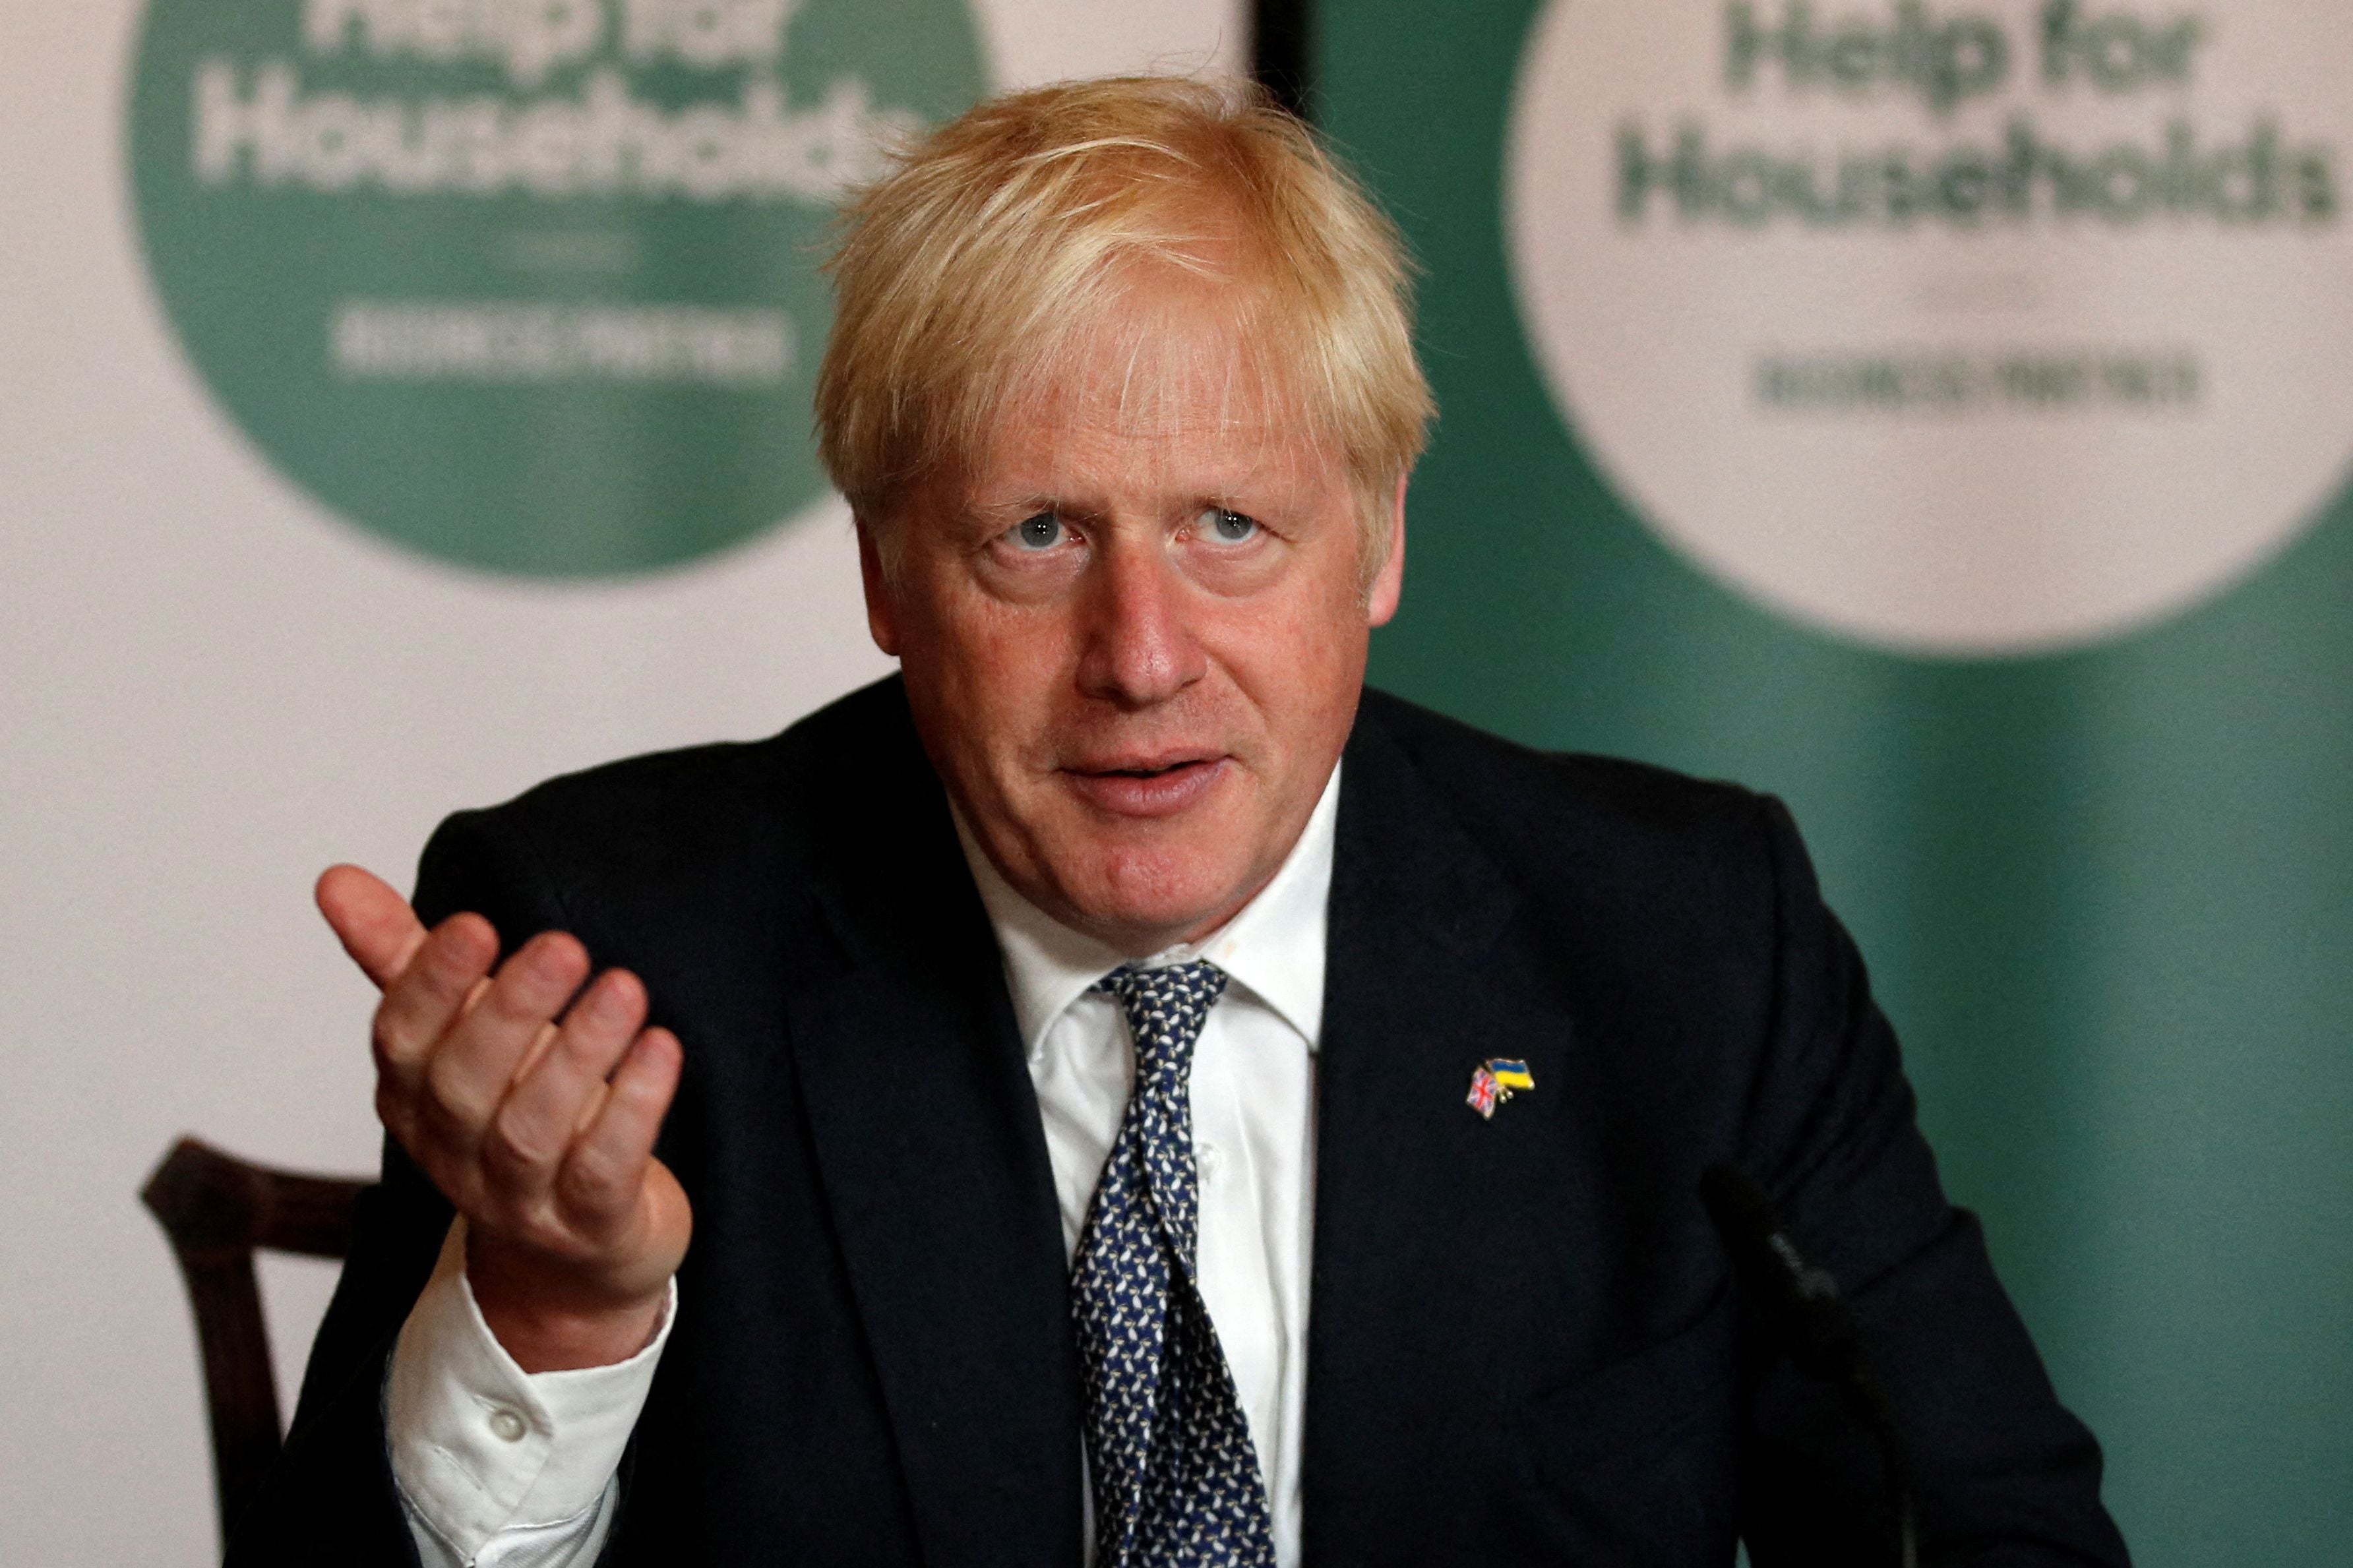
<box><xmin>487</xmin><ymin>1406</ymin><xmax>530</xmax><ymax>1443</ymax></box>
<box><xmin>1197</xmin><ymin>1142</ymin><xmax>1223</xmax><ymax>1179</ymax></box>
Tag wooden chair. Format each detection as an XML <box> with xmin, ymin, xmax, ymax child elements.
<box><xmin>142</xmin><ymin>1136</ymin><xmax>369</xmax><ymax>1550</ymax></box>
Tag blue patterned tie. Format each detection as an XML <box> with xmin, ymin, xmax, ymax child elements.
<box><xmin>1072</xmin><ymin>961</ymin><xmax>1278</xmax><ymax>1568</ymax></box>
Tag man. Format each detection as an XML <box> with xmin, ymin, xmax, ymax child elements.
<box><xmin>241</xmin><ymin>77</ymin><xmax>2129</xmax><ymax>1567</ymax></box>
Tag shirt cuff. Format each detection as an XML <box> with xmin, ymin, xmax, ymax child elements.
<box><xmin>386</xmin><ymin>1217</ymin><xmax>675</xmax><ymax>1557</ymax></box>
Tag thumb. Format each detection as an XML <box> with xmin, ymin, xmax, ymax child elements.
<box><xmin>315</xmin><ymin>863</ymin><xmax>429</xmax><ymax>992</ymax></box>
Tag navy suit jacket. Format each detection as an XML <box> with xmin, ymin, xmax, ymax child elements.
<box><xmin>233</xmin><ymin>678</ymin><xmax>2128</xmax><ymax>1566</ymax></box>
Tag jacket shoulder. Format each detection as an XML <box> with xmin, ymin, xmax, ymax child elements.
<box><xmin>1355</xmin><ymin>687</ymin><xmax>1776</xmax><ymax>877</ymax></box>
<box><xmin>415</xmin><ymin>677</ymin><xmax>919</xmax><ymax>921</ymax></box>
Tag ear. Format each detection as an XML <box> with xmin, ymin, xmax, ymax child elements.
<box><xmin>855</xmin><ymin>518</ymin><xmax>901</xmax><ymax>657</ymax></box>
<box><xmin>1365</xmin><ymin>470</ymin><xmax>1408</xmax><ymax>628</ymax></box>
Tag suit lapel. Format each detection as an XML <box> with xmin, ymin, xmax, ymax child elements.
<box><xmin>1303</xmin><ymin>700</ymin><xmax>1593</xmax><ymax>1561</ymax></box>
<box><xmin>783</xmin><ymin>696</ymin><xmax>1084</xmax><ymax>1567</ymax></box>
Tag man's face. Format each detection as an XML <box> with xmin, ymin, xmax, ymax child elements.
<box><xmin>860</xmin><ymin>268</ymin><xmax>1405</xmax><ymax>954</ymax></box>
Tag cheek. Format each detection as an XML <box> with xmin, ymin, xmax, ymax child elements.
<box><xmin>1279</xmin><ymin>551</ymin><xmax>1375</xmax><ymax>669</ymax></box>
<box><xmin>1207</xmin><ymin>578</ymin><xmax>1370</xmax><ymax>735</ymax></box>
<box><xmin>909</xmin><ymin>593</ymin><xmax>1081</xmax><ymax>758</ymax></box>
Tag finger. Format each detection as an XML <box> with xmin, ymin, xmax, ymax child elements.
<box><xmin>482</xmin><ymin>969</ymin><xmax>648</xmax><ymax>1193</ymax></box>
<box><xmin>372</xmin><ymin>911</ymin><xmax>501</xmax><ymax>1078</ymax></box>
<box><xmin>419</xmin><ymin>930</ymin><xmax>592</xmax><ymax>1145</ymax></box>
<box><xmin>555</xmin><ymin>1028</ymin><xmax>682</xmax><ymax>1226</ymax></box>
<box><xmin>316</xmin><ymin>864</ymin><xmax>429</xmax><ymax>992</ymax></box>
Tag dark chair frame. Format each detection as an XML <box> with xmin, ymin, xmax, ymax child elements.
<box><xmin>142</xmin><ymin>1136</ymin><xmax>368</xmax><ymax>1550</ymax></box>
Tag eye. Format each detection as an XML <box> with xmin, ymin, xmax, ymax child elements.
<box><xmin>1198</xmin><ymin>506</ymin><xmax>1260</xmax><ymax>544</ymax></box>
<box><xmin>1007</xmin><ymin>511</ymin><xmax>1068</xmax><ymax>551</ymax></box>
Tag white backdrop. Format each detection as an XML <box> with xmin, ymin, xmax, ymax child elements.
<box><xmin>0</xmin><ymin>3</ymin><xmax>1244</xmax><ymax>1558</ymax></box>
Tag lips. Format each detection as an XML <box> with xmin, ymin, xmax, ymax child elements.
<box><xmin>1059</xmin><ymin>753</ymin><xmax>1232</xmax><ymax>818</ymax></box>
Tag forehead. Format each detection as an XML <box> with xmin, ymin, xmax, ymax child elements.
<box><xmin>967</xmin><ymin>266</ymin><xmax>1339</xmax><ymax>496</ymax></box>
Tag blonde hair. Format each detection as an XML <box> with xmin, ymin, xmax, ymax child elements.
<box><xmin>814</xmin><ymin>75</ymin><xmax>1433</xmax><ymax>584</ymax></box>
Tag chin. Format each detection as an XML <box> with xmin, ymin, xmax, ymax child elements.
<box><xmin>1056</xmin><ymin>834</ymin><xmax>1258</xmax><ymax>950</ymax></box>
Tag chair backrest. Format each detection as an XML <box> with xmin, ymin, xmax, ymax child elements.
<box><xmin>141</xmin><ymin>1136</ymin><xmax>368</xmax><ymax>1551</ymax></box>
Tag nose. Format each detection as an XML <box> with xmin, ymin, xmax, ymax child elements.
<box><xmin>1075</xmin><ymin>533</ymin><xmax>1207</xmax><ymax>709</ymax></box>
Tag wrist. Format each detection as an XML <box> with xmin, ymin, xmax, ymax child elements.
<box><xmin>464</xmin><ymin>1236</ymin><xmax>671</xmax><ymax>1373</ymax></box>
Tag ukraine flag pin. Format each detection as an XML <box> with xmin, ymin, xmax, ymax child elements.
<box><xmin>1466</xmin><ymin>1058</ymin><xmax>1535</xmax><ymax>1120</ymax></box>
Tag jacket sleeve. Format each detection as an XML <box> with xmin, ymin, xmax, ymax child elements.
<box><xmin>1734</xmin><ymin>795</ymin><xmax>2131</xmax><ymax>1567</ymax></box>
<box><xmin>225</xmin><ymin>808</ymin><xmax>582</xmax><ymax>1567</ymax></box>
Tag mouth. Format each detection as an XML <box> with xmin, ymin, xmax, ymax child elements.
<box><xmin>1059</xmin><ymin>752</ymin><xmax>1232</xmax><ymax>818</ymax></box>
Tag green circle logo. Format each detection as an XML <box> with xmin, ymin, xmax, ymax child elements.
<box><xmin>130</xmin><ymin>0</ymin><xmax>985</xmax><ymax>576</ymax></box>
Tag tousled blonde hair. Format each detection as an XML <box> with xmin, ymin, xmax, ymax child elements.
<box><xmin>814</xmin><ymin>75</ymin><xmax>1433</xmax><ymax>584</ymax></box>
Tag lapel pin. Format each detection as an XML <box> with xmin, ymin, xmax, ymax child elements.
<box><xmin>1467</xmin><ymin>1058</ymin><xmax>1535</xmax><ymax>1120</ymax></box>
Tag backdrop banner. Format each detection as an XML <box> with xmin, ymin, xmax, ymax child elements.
<box><xmin>0</xmin><ymin>4</ymin><xmax>1242</xmax><ymax>1560</ymax></box>
<box><xmin>1321</xmin><ymin>1</ymin><xmax>2352</xmax><ymax>1563</ymax></box>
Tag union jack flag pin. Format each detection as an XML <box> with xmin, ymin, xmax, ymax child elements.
<box><xmin>1467</xmin><ymin>1058</ymin><xmax>1535</xmax><ymax>1119</ymax></box>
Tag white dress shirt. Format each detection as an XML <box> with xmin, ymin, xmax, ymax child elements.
<box><xmin>387</xmin><ymin>766</ymin><xmax>1339</xmax><ymax>1568</ymax></box>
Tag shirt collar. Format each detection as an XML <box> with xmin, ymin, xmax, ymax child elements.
<box><xmin>953</xmin><ymin>763</ymin><xmax>1341</xmax><ymax>1060</ymax></box>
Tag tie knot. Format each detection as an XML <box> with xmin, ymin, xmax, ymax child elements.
<box><xmin>1093</xmin><ymin>959</ymin><xmax>1229</xmax><ymax>1077</ymax></box>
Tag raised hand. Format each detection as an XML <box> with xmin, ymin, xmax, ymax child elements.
<box><xmin>315</xmin><ymin>864</ymin><xmax>691</xmax><ymax>1371</ymax></box>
